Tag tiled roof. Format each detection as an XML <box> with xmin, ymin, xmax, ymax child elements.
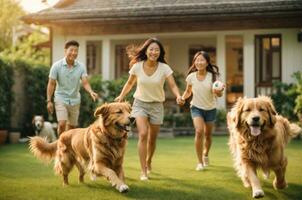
<box><xmin>23</xmin><ymin>0</ymin><xmax>302</xmax><ymax>24</ymax></box>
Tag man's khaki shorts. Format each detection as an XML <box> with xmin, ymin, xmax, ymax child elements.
<box><xmin>131</xmin><ymin>98</ymin><xmax>164</xmax><ymax>125</ymax></box>
<box><xmin>55</xmin><ymin>102</ymin><xmax>80</xmax><ymax>126</ymax></box>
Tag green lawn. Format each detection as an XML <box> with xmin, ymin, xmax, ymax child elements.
<box><xmin>0</xmin><ymin>136</ymin><xmax>301</xmax><ymax>200</ymax></box>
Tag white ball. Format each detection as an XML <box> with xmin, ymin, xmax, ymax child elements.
<box><xmin>212</xmin><ymin>80</ymin><xmax>225</xmax><ymax>91</ymax></box>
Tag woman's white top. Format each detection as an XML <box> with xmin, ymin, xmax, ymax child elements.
<box><xmin>129</xmin><ymin>61</ymin><xmax>173</xmax><ymax>102</ymax></box>
<box><xmin>186</xmin><ymin>71</ymin><xmax>216</xmax><ymax>110</ymax></box>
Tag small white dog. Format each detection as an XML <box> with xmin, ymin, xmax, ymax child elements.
<box><xmin>32</xmin><ymin>115</ymin><xmax>57</xmax><ymax>142</ymax></box>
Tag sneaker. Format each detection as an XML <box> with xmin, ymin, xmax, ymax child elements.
<box><xmin>195</xmin><ymin>163</ymin><xmax>205</xmax><ymax>171</ymax></box>
<box><xmin>140</xmin><ymin>174</ymin><xmax>149</xmax><ymax>181</ymax></box>
<box><xmin>203</xmin><ymin>156</ymin><xmax>209</xmax><ymax>167</ymax></box>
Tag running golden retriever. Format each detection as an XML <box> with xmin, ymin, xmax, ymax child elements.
<box><xmin>29</xmin><ymin>102</ymin><xmax>133</xmax><ymax>193</ymax></box>
<box><xmin>227</xmin><ymin>96</ymin><xmax>301</xmax><ymax>198</ymax></box>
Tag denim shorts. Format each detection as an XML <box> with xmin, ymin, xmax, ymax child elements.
<box><xmin>190</xmin><ymin>105</ymin><xmax>216</xmax><ymax>123</ymax></box>
<box><xmin>131</xmin><ymin>99</ymin><xmax>164</xmax><ymax>125</ymax></box>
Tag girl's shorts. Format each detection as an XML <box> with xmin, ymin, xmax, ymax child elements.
<box><xmin>190</xmin><ymin>105</ymin><xmax>216</xmax><ymax>123</ymax></box>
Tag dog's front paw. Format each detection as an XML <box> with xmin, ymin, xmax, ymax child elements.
<box><xmin>90</xmin><ymin>173</ymin><xmax>97</xmax><ymax>181</ymax></box>
<box><xmin>117</xmin><ymin>184</ymin><xmax>129</xmax><ymax>193</ymax></box>
<box><xmin>252</xmin><ymin>189</ymin><xmax>264</xmax><ymax>198</ymax></box>
<box><xmin>263</xmin><ymin>171</ymin><xmax>270</xmax><ymax>180</ymax></box>
<box><xmin>273</xmin><ymin>178</ymin><xmax>287</xmax><ymax>190</ymax></box>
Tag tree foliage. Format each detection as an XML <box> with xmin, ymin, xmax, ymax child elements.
<box><xmin>0</xmin><ymin>31</ymin><xmax>50</xmax><ymax>66</ymax></box>
<box><xmin>0</xmin><ymin>0</ymin><xmax>25</xmax><ymax>51</ymax></box>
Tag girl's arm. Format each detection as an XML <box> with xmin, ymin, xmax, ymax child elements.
<box><xmin>181</xmin><ymin>83</ymin><xmax>192</xmax><ymax>100</ymax></box>
<box><xmin>115</xmin><ymin>74</ymin><xmax>137</xmax><ymax>102</ymax></box>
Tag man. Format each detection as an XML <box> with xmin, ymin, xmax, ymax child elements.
<box><xmin>47</xmin><ymin>40</ymin><xmax>98</xmax><ymax>135</ymax></box>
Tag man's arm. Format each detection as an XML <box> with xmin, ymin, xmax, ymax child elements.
<box><xmin>81</xmin><ymin>76</ymin><xmax>98</xmax><ymax>101</ymax></box>
<box><xmin>47</xmin><ymin>78</ymin><xmax>56</xmax><ymax>114</ymax></box>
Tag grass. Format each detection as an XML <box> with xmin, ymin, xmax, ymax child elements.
<box><xmin>0</xmin><ymin>136</ymin><xmax>301</xmax><ymax>200</ymax></box>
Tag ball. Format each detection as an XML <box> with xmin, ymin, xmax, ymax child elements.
<box><xmin>212</xmin><ymin>80</ymin><xmax>225</xmax><ymax>91</ymax></box>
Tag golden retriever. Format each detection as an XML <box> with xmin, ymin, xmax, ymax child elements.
<box><xmin>227</xmin><ymin>96</ymin><xmax>301</xmax><ymax>198</ymax></box>
<box><xmin>29</xmin><ymin>102</ymin><xmax>133</xmax><ymax>193</ymax></box>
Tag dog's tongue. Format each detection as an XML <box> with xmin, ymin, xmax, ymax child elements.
<box><xmin>250</xmin><ymin>126</ymin><xmax>261</xmax><ymax>136</ymax></box>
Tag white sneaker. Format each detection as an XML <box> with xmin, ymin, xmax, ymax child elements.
<box><xmin>203</xmin><ymin>156</ymin><xmax>209</xmax><ymax>167</ymax></box>
<box><xmin>140</xmin><ymin>174</ymin><xmax>148</xmax><ymax>181</ymax></box>
<box><xmin>195</xmin><ymin>163</ymin><xmax>205</xmax><ymax>171</ymax></box>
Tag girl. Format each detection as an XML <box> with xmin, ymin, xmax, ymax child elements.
<box><xmin>115</xmin><ymin>38</ymin><xmax>183</xmax><ymax>180</ymax></box>
<box><xmin>180</xmin><ymin>51</ymin><xmax>224</xmax><ymax>171</ymax></box>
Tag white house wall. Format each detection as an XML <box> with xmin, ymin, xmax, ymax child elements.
<box><xmin>51</xmin><ymin>28</ymin><xmax>302</xmax><ymax>108</ymax></box>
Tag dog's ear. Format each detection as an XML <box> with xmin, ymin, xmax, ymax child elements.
<box><xmin>94</xmin><ymin>103</ymin><xmax>110</xmax><ymax>118</ymax></box>
<box><xmin>260</xmin><ymin>96</ymin><xmax>277</xmax><ymax>127</ymax></box>
<box><xmin>32</xmin><ymin>117</ymin><xmax>35</xmax><ymax>125</ymax></box>
<box><xmin>124</xmin><ymin>101</ymin><xmax>132</xmax><ymax>112</ymax></box>
<box><xmin>232</xmin><ymin>97</ymin><xmax>245</xmax><ymax>128</ymax></box>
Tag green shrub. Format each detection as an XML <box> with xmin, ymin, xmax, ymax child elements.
<box><xmin>79</xmin><ymin>75</ymin><xmax>135</xmax><ymax>127</ymax></box>
<box><xmin>293</xmin><ymin>71</ymin><xmax>302</xmax><ymax>121</ymax></box>
<box><xmin>0</xmin><ymin>59</ymin><xmax>14</xmax><ymax>129</ymax></box>
<box><xmin>79</xmin><ymin>75</ymin><xmax>104</xmax><ymax>127</ymax></box>
<box><xmin>271</xmin><ymin>71</ymin><xmax>302</xmax><ymax>122</ymax></box>
<box><xmin>216</xmin><ymin>108</ymin><xmax>227</xmax><ymax>127</ymax></box>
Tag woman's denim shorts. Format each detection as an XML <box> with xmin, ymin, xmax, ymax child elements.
<box><xmin>190</xmin><ymin>105</ymin><xmax>216</xmax><ymax>123</ymax></box>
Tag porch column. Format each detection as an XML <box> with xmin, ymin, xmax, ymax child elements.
<box><xmin>102</xmin><ymin>39</ymin><xmax>111</xmax><ymax>80</ymax></box>
<box><xmin>216</xmin><ymin>33</ymin><xmax>226</xmax><ymax>109</ymax></box>
<box><xmin>243</xmin><ymin>33</ymin><xmax>255</xmax><ymax>97</ymax></box>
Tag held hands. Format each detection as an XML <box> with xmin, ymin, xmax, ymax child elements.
<box><xmin>89</xmin><ymin>91</ymin><xmax>99</xmax><ymax>102</ymax></box>
<box><xmin>176</xmin><ymin>96</ymin><xmax>185</xmax><ymax>106</ymax></box>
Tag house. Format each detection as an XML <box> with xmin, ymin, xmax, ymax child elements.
<box><xmin>22</xmin><ymin>0</ymin><xmax>302</xmax><ymax>109</ymax></box>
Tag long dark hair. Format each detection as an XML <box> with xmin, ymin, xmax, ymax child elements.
<box><xmin>127</xmin><ymin>38</ymin><xmax>167</xmax><ymax>68</ymax></box>
<box><xmin>187</xmin><ymin>51</ymin><xmax>220</xmax><ymax>82</ymax></box>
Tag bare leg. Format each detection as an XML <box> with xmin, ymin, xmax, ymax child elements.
<box><xmin>193</xmin><ymin>117</ymin><xmax>205</xmax><ymax>165</ymax></box>
<box><xmin>57</xmin><ymin>120</ymin><xmax>67</xmax><ymax>136</ymax></box>
<box><xmin>67</xmin><ymin>124</ymin><xmax>76</xmax><ymax>131</ymax></box>
<box><xmin>146</xmin><ymin>124</ymin><xmax>160</xmax><ymax>172</ymax></box>
<box><xmin>203</xmin><ymin>122</ymin><xmax>214</xmax><ymax>157</ymax></box>
<box><xmin>136</xmin><ymin>116</ymin><xmax>149</xmax><ymax>177</ymax></box>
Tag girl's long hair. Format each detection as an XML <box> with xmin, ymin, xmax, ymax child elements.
<box><xmin>126</xmin><ymin>38</ymin><xmax>167</xmax><ymax>68</ymax></box>
<box><xmin>187</xmin><ymin>51</ymin><xmax>220</xmax><ymax>82</ymax></box>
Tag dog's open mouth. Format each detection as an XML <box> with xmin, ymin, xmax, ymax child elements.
<box><xmin>249</xmin><ymin>125</ymin><xmax>261</xmax><ymax>136</ymax></box>
<box><xmin>248</xmin><ymin>122</ymin><xmax>265</xmax><ymax>136</ymax></box>
<box><xmin>115</xmin><ymin>122</ymin><xmax>130</xmax><ymax>132</ymax></box>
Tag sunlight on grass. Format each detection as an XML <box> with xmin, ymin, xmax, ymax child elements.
<box><xmin>0</xmin><ymin>136</ymin><xmax>301</xmax><ymax>200</ymax></box>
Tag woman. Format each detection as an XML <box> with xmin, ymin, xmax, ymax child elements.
<box><xmin>180</xmin><ymin>51</ymin><xmax>224</xmax><ymax>171</ymax></box>
<box><xmin>115</xmin><ymin>38</ymin><xmax>183</xmax><ymax>180</ymax></box>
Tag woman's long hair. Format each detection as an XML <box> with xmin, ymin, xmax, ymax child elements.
<box><xmin>187</xmin><ymin>51</ymin><xmax>220</xmax><ymax>82</ymax></box>
<box><xmin>127</xmin><ymin>38</ymin><xmax>167</xmax><ymax>68</ymax></box>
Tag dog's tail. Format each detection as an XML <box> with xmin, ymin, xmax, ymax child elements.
<box><xmin>29</xmin><ymin>136</ymin><xmax>57</xmax><ymax>162</ymax></box>
<box><xmin>288</xmin><ymin>123</ymin><xmax>302</xmax><ymax>138</ymax></box>
<box><xmin>278</xmin><ymin>116</ymin><xmax>302</xmax><ymax>143</ymax></box>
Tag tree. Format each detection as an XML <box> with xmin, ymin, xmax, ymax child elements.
<box><xmin>0</xmin><ymin>30</ymin><xmax>50</xmax><ymax>65</ymax></box>
<box><xmin>0</xmin><ymin>0</ymin><xmax>25</xmax><ymax>51</ymax></box>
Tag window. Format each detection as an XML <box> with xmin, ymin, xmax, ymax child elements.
<box><xmin>86</xmin><ymin>43</ymin><xmax>96</xmax><ymax>75</ymax></box>
<box><xmin>115</xmin><ymin>45</ymin><xmax>130</xmax><ymax>78</ymax></box>
<box><xmin>255</xmin><ymin>35</ymin><xmax>281</xmax><ymax>95</ymax></box>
